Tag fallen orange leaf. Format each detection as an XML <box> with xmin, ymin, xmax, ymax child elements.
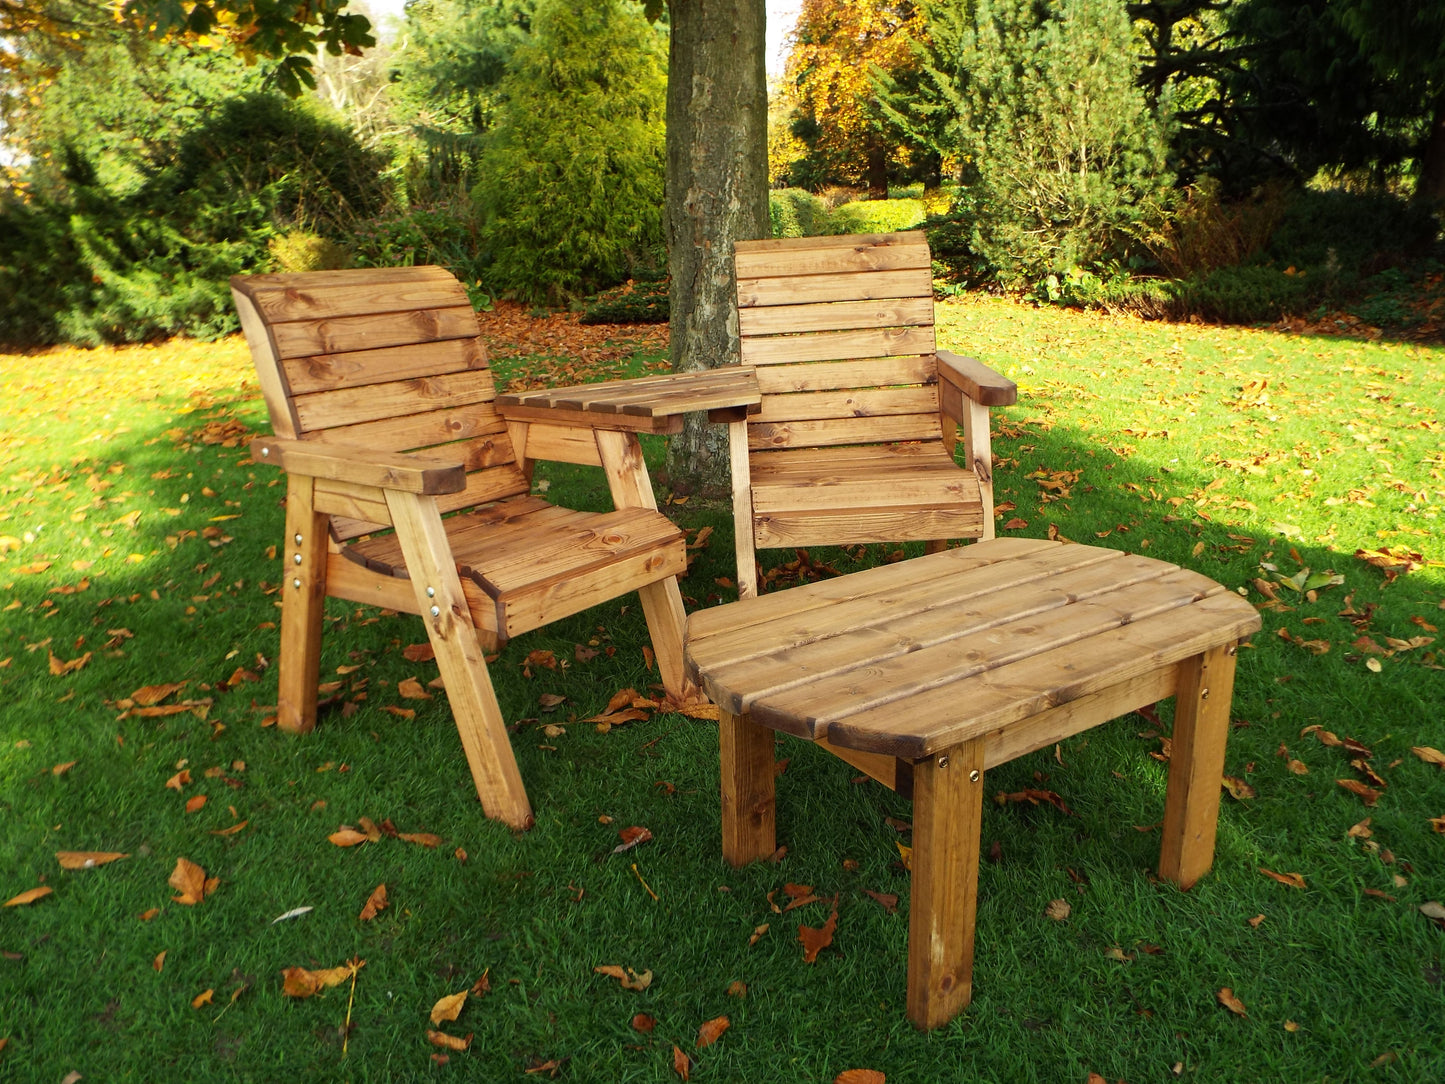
<box><xmin>132</xmin><ymin>683</ymin><xmax>185</xmax><ymax>707</ymax></box>
<box><xmin>185</xmin><ymin>795</ymin><xmax>207</xmax><ymax>814</ymax></box>
<box><xmin>281</xmin><ymin>960</ymin><xmax>362</xmax><ymax>998</ymax></box>
<box><xmin>1045</xmin><ymin>898</ymin><xmax>1072</xmax><ymax>921</ymax></box>
<box><xmin>169</xmin><ymin>857</ymin><xmax>216</xmax><ymax>905</ymax></box>
<box><xmin>430</xmin><ymin>990</ymin><xmax>467</xmax><ymax>1025</ymax></box>
<box><xmin>427</xmin><ymin>1030</ymin><xmax>472</xmax><ymax>1052</ymax></box>
<box><xmin>397</xmin><ymin>831</ymin><xmax>442</xmax><ymax>848</ymax></box>
<box><xmin>209</xmin><ymin>821</ymin><xmax>248</xmax><ymax>836</ymax></box>
<box><xmin>1336</xmin><ymin>779</ymin><xmax>1382</xmax><ymax>806</ymax></box>
<box><xmin>1217</xmin><ymin>987</ymin><xmax>1247</xmax><ymax>1016</ymax></box>
<box><xmin>49</xmin><ymin>650</ymin><xmax>92</xmax><ymax>676</ymax></box>
<box><xmin>836</xmin><ymin>1072</ymin><xmax>887</xmax><ymax>1084</ymax></box>
<box><xmin>51</xmin><ymin>761</ymin><xmax>77</xmax><ymax>776</ymax></box>
<box><xmin>403</xmin><ymin>642</ymin><xmax>435</xmax><ymax>662</ymax></box>
<box><xmin>1259</xmin><ymin>868</ymin><xmax>1306</xmax><ymax>889</ymax></box>
<box><xmin>138</xmin><ymin>908</ymin><xmax>160</xmax><ymax>921</ymax></box>
<box><xmin>1412</xmin><ymin>746</ymin><xmax>1445</xmax><ymax>768</ymax></box>
<box><xmin>632</xmin><ymin>1013</ymin><xmax>656</xmax><ymax>1032</ymax></box>
<box><xmin>56</xmin><ymin>851</ymin><xmax>128</xmax><ymax>870</ymax></box>
<box><xmin>153</xmin><ymin>951</ymin><xmax>166</xmax><ymax>972</ymax></box>
<box><xmin>594</xmin><ymin>964</ymin><xmax>653</xmax><ymax>991</ymax></box>
<box><xmin>748</xmin><ymin>923</ymin><xmax>769</xmax><ymax>946</ymax></box>
<box><xmin>727</xmin><ymin>980</ymin><xmax>747</xmax><ymax>997</ymax></box>
<box><xmin>329</xmin><ymin>828</ymin><xmax>369</xmax><ymax>847</ymax></box>
<box><xmin>4</xmin><ymin>886</ymin><xmax>52</xmax><ymax>907</ymax></box>
<box><xmin>672</xmin><ymin>1045</ymin><xmax>690</xmax><ymax>1081</ymax></box>
<box><xmin>359</xmin><ymin>883</ymin><xmax>388</xmax><ymax>921</ymax></box>
<box><xmin>799</xmin><ymin>907</ymin><xmax>838</xmax><ymax>963</ymax></box>
<box><xmin>696</xmin><ymin>1015</ymin><xmax>729</xmax><ymax>1049</ymax></box>
<box><xmin>398</xmin><ymin>677</ymin><xmax>432</xmax><ymax>700</ymax></box>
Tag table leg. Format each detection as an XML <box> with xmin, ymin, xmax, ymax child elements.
<box><xmin>907</xmin><ymin>738</ymin><xmax>986</xmax><ymax>1030</ymax></box>
<box><xmin>1159</xmin><ymin>644</ymin><xmax>1238</xmax><ymax>889</ymax></box>
<box><xmin>720</xmin><ymin>709</ymin><xmax>776</xmax><ymax>866</ymax></box>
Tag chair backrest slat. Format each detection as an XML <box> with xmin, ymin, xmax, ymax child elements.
<box><xmin>734</xmin><ymin>232</ymin><xmax>941</xmax><ymax>452</ymax></box>
<box><xmin>232</xmin><ymin>266</ymin><xmax>530</xmax><ymax>541</ymax></box>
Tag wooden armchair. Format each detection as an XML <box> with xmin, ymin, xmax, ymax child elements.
<box><xmin>231</xmin><ymin>266</ymin><xmax>759</xmax><ymax>829</ymax></box>
<box><xmin>728</xmin><ymin>231</ymin><xmax>1018</xmax><ymax>596</ymax></box>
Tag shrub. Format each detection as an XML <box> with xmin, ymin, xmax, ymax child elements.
<box><xmin>269</xmin><ymin>231</ymin><xmax>353</xmax><ymax>273</ymax></box>
<box><xmin>1145</xmin><ymin>177</ymin><xmax>1290</xmax><ymax>278</ymax></box>
<box><xmin>580</xmin><ymin>278</ymin><xmax>669</xmax><ymax>324</ymax></box>
<box><xmin>350</xmin><ymin>199</ymin><xmax>486</xmax><ymax>283</ymax></box>
<box><xmin>1262</xmin><ymin>187</ymin><xmax>1438</xmax><ymax>272</ymax></box>
<box><xmin>769</xmin><ymin>188</ymin><xmax>833</xmax><ymax>238</ymax></box>
<box><xmin>470</xmin><ymin>0</ymin><xmax>667</xmax><ymax>305</ymax></box>
<box><xmin>1171</xmin><ymin>265</ymin><xmax>1324</xmax><ymax>324</ymax></box>
<box><xmin>830</xmin><ymin>197</ymin><xmax>927</xmax><ymax>234</ymax></box>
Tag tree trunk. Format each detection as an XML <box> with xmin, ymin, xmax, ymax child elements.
<box><xmin>1419</xmin><ymin>99</ymin><xmax>1445</xmax><ymax>206</ymax></box>
<box><xmin>866</xmin><ymin>140</ymin><xmax>889</xmax><ymax>199</ymax></box>
<box><xmin>664</xmin><ymin>0</ymin><xmax>770</xmax><ymax>494</ymax></box>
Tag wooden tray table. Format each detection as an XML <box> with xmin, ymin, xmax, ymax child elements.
<box><xmin>684</xmin><ymin>537</ymin><xmax>1260</xmax><ymax>1029</ymax></box>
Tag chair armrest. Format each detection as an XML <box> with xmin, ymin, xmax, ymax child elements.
<box><xmin>496</xmin><ymin>367</ymin><xmax>762</xmax><ymax>432</ymax></box>
<box><xmin>249</xmin><ymin>437</ymin><xmax>467</xmax><ymax>495</ymax></box>
<box><xmin>937</xmin><ymin>350</ymin><xmax>1017</xmax><ymax>407</ymax></box>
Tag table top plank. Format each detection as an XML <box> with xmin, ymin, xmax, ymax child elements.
<box><xmin>686</xmin><ymin>542</ymin><xmax>1119</xmax><ymax>692</ymax></box>
<box><xmin>819</xmin><ymin>593</ymin><xmax>1260</xmax><ymax>758</ymax></box>
<box><xmin>741</xmin><ymin>566</ymin><xmax>1224</xmax><ymax>734</ymax></box>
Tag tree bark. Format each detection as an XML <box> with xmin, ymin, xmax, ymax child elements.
<box><xmin>664</xmin><ymin>0</ymin><xmax>770</xmax><ymax>494</ymax></box>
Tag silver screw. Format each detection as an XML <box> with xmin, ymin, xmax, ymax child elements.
<box><xmin>969</xmin><ymin>769</ymin><xmax>980</xmax><ymax>783</ymax></box>
<box><xmin>261</xmin><ymin>447</ymin><xmax>270</xmax><ymax>457</ymax></box>
<box><xmin>937</xmin><ymin>755</ymin><xmax>950</xmax><ymax>769</ymax></box>
<box><xmin>429</xmin><ymin>605</ymin><xmax>440</xmax><ymax>617</ymax></box>
<box><xmin>426</xmin><ymin>586</ymin><xmax>435</xmax><ymax>598</ymax></box>
<box><xmin>1201</xmin><ymin>688</ymin><xmax>1211</xmax><ymax>700</ymax></box>
<box><xmin>1227</xmin><ymin>645</ymin><xmax>1238</xmax><ymax>656</ymax></box>
<box><xmin>293</xmin><ymin>553</ymin><xmax>302</xmax><ymax>565</ymax></box>
<box><xmin>294</xmin><ymin>532</ymin><xmax>303</xmax><ymax>546</ymax></box>
<box><xmin>292</xmin><ymin>578</ymin><xmax>301</xmax><ymax>589</ymax></box>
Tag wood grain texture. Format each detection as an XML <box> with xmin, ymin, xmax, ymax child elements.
<box><xmin>1159</xmin><ymin>645</ymin><xmax>1238</xmax><ymax>888</ymax></box>
<box><xmin>251</xmin><ymin>437</ymin><xmax>466</xmax><ymax>495</ymax></box>
<box><xmin>737</xmin><ymin>267</ymin><xmax>932</xmax><ymax>308</ymax></box>
<box><xmin>738</xmin><ymin>296</ymin><xmax>934</xmax><ymax>337</ymax></box>
<box><xmin>741</xmin><ymin>326</ymin><xmax>936</xmax><ymax>366</ymax></box>
<box><xmin>734</xmin><ymin>231</ymin><xmax>930</xmax><ymax>278</ymax></box>
<box><xmin>720</xmin><ymin>710</ymin><xmax>777</xmax><ymax>866</ymax></box>
<box><xmin>937</xmin><ymin>350</ymin><xmax>1018</xmax><ymax>407</ymax></box>
<box><xmin>282</xmin><ymin>337</ymin><xmax>488</xmax><ymax>396</ymax></box>
<box><xmin>907</xmin><ymin>740</ymin><xmax>986</xmax><ymax>1029</ymax></box>
<box><xmin>496</xmin><ymin>367</ymin><xmax>760</xmax><ymax>418</ymax></box>
<box><xmin>276</xmin><ymin>474</ymin><xmax>329</xmax><ymax>733</ymax></box>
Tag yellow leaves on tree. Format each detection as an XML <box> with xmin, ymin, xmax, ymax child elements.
<box><xmin>784</xmin><ymin>0</ymin><xmax>926</xmax><ymax>193</ymax></box>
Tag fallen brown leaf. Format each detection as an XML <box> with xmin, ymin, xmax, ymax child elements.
<box><xmin>397</xmin><ymin>677</ymin><xmax>432</xmax><ymax>700</ymax></box>
<box><xmin>799</xmin><ymin>907</ymin><xmax>838</xmax><ymax>963</ymax></box>
<box><xmin>613</xmin><ymin>826</ymin><xmax>653</xmax><ymax>854</ymax></box>
<box><xmin>996</xmin><ymin>788</ymin><xmax>1075</xmax><ymax>815</ymax></box>
<box><xmin>594</xmin><ymin>964</ymin><xmax>653</xmax><ymax>991</ymax></box>
<box><xmin>191</xmin><ymin>988</ymin><xmax>214</xmax><ymax>1009</ymax></box>
<box><xmin>1412</xmin><ymin>746</ymin><xmax>1445</xmax><ymax>768</ymax></box>
<box><xmin>1217</xmin><ymin>987</ymin><xmax>1247</xmax><ymax>1017</ymax></box>
<box><xmin>169</xmin><ymin>857</ymin><xmax>216</xmax><ymax>905</ymax></box>
<box><xmin>864</xmin><ymin>889</ymin><xmax>898</xmax><ymax>914</ymax></box>
<box><xmin>132</xmin><ymin>682</ymin><xmax>185</xmax><ymax>706</ymax></box>
<box><xmin>165</xmin><ymin>769</ymin><xmax>191</xmax><ymax>790</ymax></box>
<box><xmin>631</xmin><ymin>1013</ymin><xmax>656</xmax><ymax>1032</ymax></box>
<box><xmin>1336</xmin><ymin>779</ymin><xmax>1382</xmax><ymax>806</ymax></box>
<box><xmin>397</xmin><ymin>831</ymin><xmax>442</xmax><ymax>848</ymax></box>
<box><xmin>359</xmin><ymin>883</ymin><xmax>388</xmax><ymax>921</ymax></box>
<box><xmin>1347</xmin><ymin>818</ymin><xmax>1374</xmax><ymax>839</ymax></box>
<box><xmin>427</xmin><ymin>1030</ymin><xmax>472</xmax><ymax>1052</ymax></box>
<box><xmin>835</xmin><ymin>1072</ymin><xmax>887</xmax><ymax>1084</ymax></box>
<box><xmin>748</xmin><ymin>923</ymin><xmax>769</xmax><ymax>946</ymax></box>
<box><xmin>56</xmin><ymin>851</ymin><xmax>128</xmax><ymax>870</ymax></box>
<box><xmin>696</xmin><ymin>1015</ymin><xmax>729</xmax><ymax>1049</ymax></box>
<box><xmin>1259</xmin><ymin>868</ymin><xmax>1306</xmax><ymax>889</ymax></box>
<box><xmin>672</xmin><ymin>1045</ymin><xmax>690</xmax><ymax>1081</ymax></box>
<box><xmin>281</xmin><ymin>960</ymin><xmax>361</xmax><ymax>998</ymax></box>
<box><xmin>1045</xmin><ymin>898</ymin><xmax>1072</xmax><ymax>921</ymax></box>
<box><xmin>1221</xmin><ymin>776</ymin><xmax>1256</xmax><ymax>800</ymax></box>
<box><xmin>329</xmin><ymin>828</ymin><xmax>369</xmax><ymax>847</ymax></box>
<box><xmin>727</xmin><ymin>980</ymin><xmax>747</xmax><ymax>998</ymax></box>
<box><xmin>430</xmin><ymin>991</ymin><xmax>467</xmax><ymax>1025</ymax></box>
<box><xmin>49</xmin><ymin>650</ymin><xmax>92</xmax><ymax>676</ymax></box>
<box><xmin>6</xmin><ymin>884</ymin><xmax>54</xmax><ymax>907</ymax></box>
<box><xmin>153</xmin><ymin>951</ymin><xmax>166</xmax><ymax>972</ymax></box>
<box><xmin>185</xmin><ymin>794</ymin><xmax>207</xmax><ymax>814</ymax></box>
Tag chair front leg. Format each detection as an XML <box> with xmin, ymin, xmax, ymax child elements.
<box><xmin>385</xmin><ymin>489</ymin><xmax>533</xmax><ymax>830</ymax></box>
<box><xmin>277</xmin><ymin>474</ymin><xmax>329</xmax><ymax>733</ymax></box>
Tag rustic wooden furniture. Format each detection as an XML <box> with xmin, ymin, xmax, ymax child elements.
<box><xmin>728</xmin><ymin>231</ymin><xmax>1018</xmax><ymax>597</ymax></box>
<box><xmin>231</xmin><ymin>266</ymin><xmax>759</xmax><ymax>829</ymax></box>
<box><xmin>685</xmin><ymin>538</ymin><xmax>1260</xmax><ymax>1029</ymax></box>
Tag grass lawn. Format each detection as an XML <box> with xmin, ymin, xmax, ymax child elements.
<box><xmin>2</xmin><ymin>298</ymin><xmax>1443</xmax><ymax>1082</ymax></box>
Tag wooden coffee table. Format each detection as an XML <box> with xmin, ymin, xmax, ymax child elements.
<box><xmin>684</xmin><ymin>537</ymin><xmax>1260</xmax><ymax>1029</ymax></box>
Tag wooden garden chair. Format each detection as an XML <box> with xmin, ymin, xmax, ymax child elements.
<box><xmin>231</xmin><ymin>266</ymin><xmax>759</xmax><ymax>829</ymax></box>
<box><xmin>728</xmin><ymin>231</ymin><xmax>1018</xmax><ymax>596</ymax></box>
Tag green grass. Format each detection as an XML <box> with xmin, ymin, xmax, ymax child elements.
<box><xmin>2</xmin><ymin>303</ymin><xmax>1443</xmax><ymax>1082</ymax></box>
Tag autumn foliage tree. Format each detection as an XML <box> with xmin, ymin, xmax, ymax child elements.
<box><xmin>783</xmin><ymin>0</ymin><xmax>927</xmax><ymax>197</ymax></box>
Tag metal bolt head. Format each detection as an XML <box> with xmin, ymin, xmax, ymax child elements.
<box><xmin>937</xmin><ymin>755</ymin><xmax>950</xmax><ymax>769</ymax></box>
<box><xmin>293</xmin><ymin>553</ymin><xmax>303</xmax><ymax>565</ymax></box>
<box><xmin>1201</xmin><ymin>688</ymin><xmax>1211</xmax><ymax>700</ymax></box>
<box><xmin>969</xmin><ymin>769</ymin><xmax>981</xmax><ymax>783</ymax></box>
<box><xmin>426</xmin><ymin>586</ymin><xmax>435</xmax><ymax>598</ymax></box>
<box><xmin>429</xmin><ymin>605</ymin><xmax>440</xmax><ymax>617</ymax></box>
<box><xmin>1227</xmin><ymin>645</ymin><xmax>1238</xmax><ymax>657</ymax></box>
<box><xmin>261</xmin><ymin>447</ymin><xmax>270</xmax><ymax>456</ymax></box>
<box><xmin>294</xmin><ymin>532</ymin><xmax>303</xmax><ymax>546</ymax></box>
<box><xmin>292</xmin><ymin>578</ymin><xmax>301</xmax><ymax>589</ymax></box>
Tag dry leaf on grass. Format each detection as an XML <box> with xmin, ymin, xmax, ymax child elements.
<box><xmin>329</xmin><ymin>828</ymin><xmax>370</xmax><ymax>847</ymax></box>
<box><xmin>799</xmin><ymin>907</ymin><xmax>838</xmax><ymax>963</ymax></box>
<box><xmin>359</xmin><ymin>884</ymin><xmax>388</xmax><ymax>921</ymax></box>
<box><xmin>398</xmin><ymin>831</ymin><xmax>442</xmax><ymax>848</ymax></box>
<box><xmin>427</xmin><ymin>1030</ymin><xmax>472</xmax><ymax>1052</ymax></box>
<box><xmin>696</xmin><ymin>1015</ymin><xmax>729</xmax><ymax>1049</ymax></box>
<box><xmin>1217</xmin><ymin>987</ymin><xmax>1248</xmax><ymax>1016</ymax></box>
<box><xmin>430</xmin><ymin>991</ymin><xmax>467</xmax><ymax>1025</ymax></box>
<box><xmin>1336</xmin><ymin>779</ymin><xmax>1382</xmax><ymax>806</ymax></box>
<box><xmin>748</xmin><ymin>923</ymin><xmax>769</xmax><ymax>946</ymax></box>
<box><xmin>5</xmin><ymin>886</ymin><xmax>52</xmax><ymax>907</ymax></box>
<box><xmin>672</xmin><ymin>1046</ymin><xmax>691</xmax><ymax>1081</ymax></box>
<box><xmin>594</xmin><ymin>965</ymin><xmax>653</xmax><ymax>991</ymax></box>
<box><xmin>397</xmin><ymin>677</ymin><xmax>432</xmax><ymax>700</ymax></box>
<box><xmin>995</xmin><ymin>788</ymin><xmax>1076</xmax><ymax>815</ymax></box>
<box><xmin>132</xmin><ymin>682</ymin><xmax>185</xmax><ymax>706</ymax></box>
<box><xmin>631</xmin><ymin>1013</ymin><xmax>656</xmax><ymax>1032</ymax></box>
<box><xmin>1259</xmin><ymin>868</ymin><xmax>1306</xmax><ymax>889</ymax></box>
<box><xmin>169</xmin><ymin>857</ymin><xmax>217</xmax><ymax>905</ymax></box>
<box><xmin>281</xmin><ymin>959</ymin><xmax>363</xmax><ymax>998</ymax></box>
<box><xmin>1045</xmin><ymin>898</ymin><xmax>1072</xmax><ymax>921</ymax></box>
<box><xmin>403</xmin><ymin>642</ymin><xmax>435</xmax><ymax>662</ymax></box>
<box><xmin>56</xmin><ymin>851</ymin><xmax>128</xmax><ymax>870</ymax></box>
<box><xmin>613</xmin><ymin>826</ymin><xmax>653</xmax><ymax>854</ymax></box>
<box><xmin>49</xmin><ymin>650</ymin><xmax>92</xmax><ymax>676</ymax></box>
<box><xmin>1412</xmin><ymin>746</ymin><xmax>1445</xmax><ymax>768</ymax></box>
<box><xmin>836</xmin><ymin>1072</ymin><xmax>886</xmax><ymax>1084</ymax></box>
<box><xmin>1347</xmin><ymin>818</ymin><xmax>1374</xmax><ymax>839</ymax></box>
<box><xmin>165</xmin><ymin>769</ymin><xmax>191</xmax><ymax>790</ymax></box>
<box><xmin>153</xmin><ymin>951</ymin><xmax>166</xmax><ymax>972</ymax></box>
<box><xmin>1221</xmin><ymin>776</ymin><xmax>1256</xmax><ymax>800</ymax></box>
<box><xmin>184</xmin><ymin>795</ymin><xmax>207</xmax><ymax>814</ymax></box>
